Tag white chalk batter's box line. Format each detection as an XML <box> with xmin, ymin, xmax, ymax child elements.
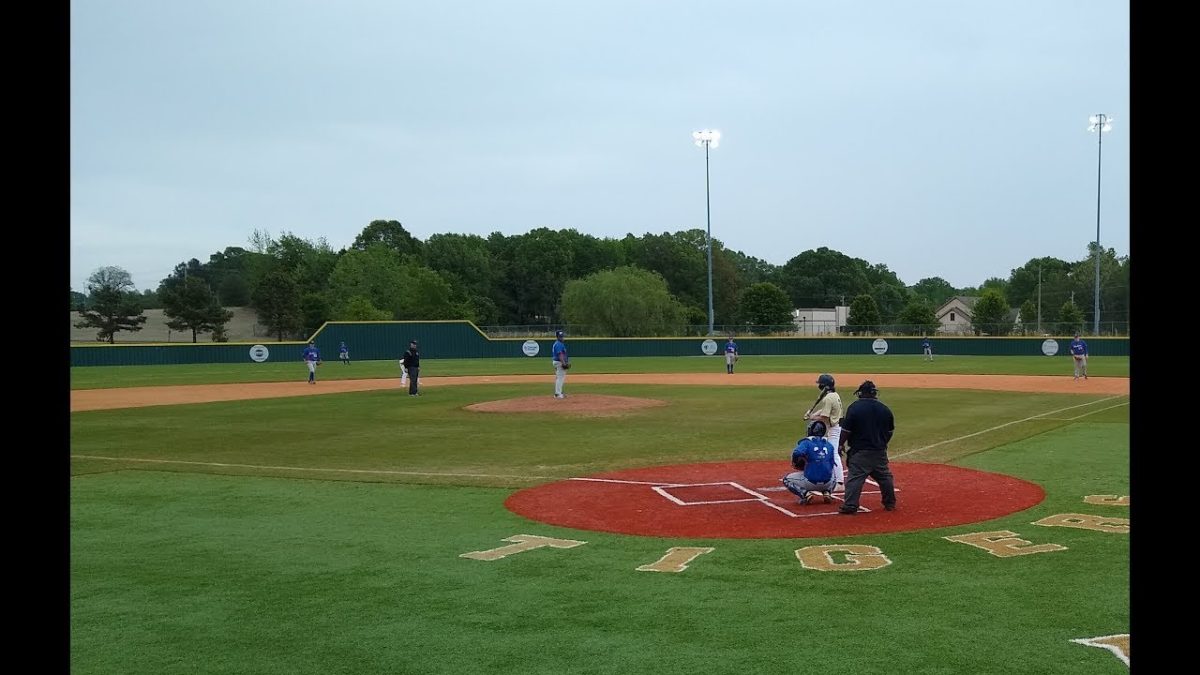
<box><xmin>568</xmin><ymin>477</ymin><xmax>900</xmax><ymax>517</ymax></box>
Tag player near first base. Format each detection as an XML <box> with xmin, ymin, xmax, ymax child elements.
<box><xmin>1069</xmin><ymin>333</ymin><xmax>1089</xmax><ymax>380</ymax></box>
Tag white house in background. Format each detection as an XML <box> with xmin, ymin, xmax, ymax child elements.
<box><xmin>935</xmin><ymin>296</ymin><xmax>1021</xmax><ymax>334</ymax></box>
<box><xmin>792</xmin><ymin>306</ymin><xmax>849</xmax><ymax>335</ymax></box>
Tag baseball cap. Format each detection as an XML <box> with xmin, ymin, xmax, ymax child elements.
<box><xmin>854</xmin><ymin>380</ymin><xmax>878</xmax><ymax>397</ymax></box>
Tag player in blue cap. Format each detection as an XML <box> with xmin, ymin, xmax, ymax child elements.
<box><xmin>551</xmin><ymin>330</ymin><xmax>570</xmax><ymax>399</ymax></box>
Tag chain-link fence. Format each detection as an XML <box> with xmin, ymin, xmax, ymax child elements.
<box><xmin>479</xmin><ymin>322</ymin><xmax>1130</xmax><ymax>338</ymax></box>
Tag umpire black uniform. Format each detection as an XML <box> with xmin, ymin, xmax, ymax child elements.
<box><xmin>401</xmin><ymin>340</ymin><xmax>420</xmax><ymax>396</ymax></box>
<box><xmin>837</xmin><ymin>380</ymin><xmax>897</xmax><ymax>514</ymax></box>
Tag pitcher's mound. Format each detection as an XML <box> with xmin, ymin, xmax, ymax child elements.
<box><xmin>465</xmin><ymin>394</ymin><xmax>667</xmax><ymax>417</ymax></box>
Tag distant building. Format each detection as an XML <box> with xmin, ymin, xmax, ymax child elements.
<box><xmin>792</xmin><ymin>306</ymin><xmax>849</xmax><ymax>335</ymax></box>
<box><xmin>935</xmin><ymin>296</ymin><xmax>1020</xmax><ymax>335</ymax></box>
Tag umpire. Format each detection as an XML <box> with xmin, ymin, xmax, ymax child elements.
<box><xmin>401</xmin><ymin>339</ymin><xmax>420</xmax><ymax>396</ymax></box>
<box><xmin>837</xmin><ymin>380</ymin><xmax>897</xmax><ymax>514</ymax></box>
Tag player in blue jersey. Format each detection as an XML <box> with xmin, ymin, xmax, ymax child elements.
<box><xmin>724</xmin><ymin>336</ymin><xmax>739</xmax><ymax>374</ymax></box>
<box><xmin>301</xmin><ymin>342</ymin><xmax>321</xmax><ymax>384</ymax></box>
<box><xmin>782</xmin><ymin>420</ymin><xmax>839</xmax><ymax>505</ymax></box>
<box><xmin>551</xmin><ymin>330</ymin><xmax>570</xmax><ymax>398</ymax></box>
<box><xmin>1069</xmin><ymin>333</ymin><xmax>1089</xmax><ymax>380</ymax></box>
<box><xmin>922</xmin><ymin>336</ymin><xmax>933</xmax><ymax>361</ymax></box>
<box><xmin>338</xmin><ymin>341</ymin><xmax>350</xmax><ymax>365</ymax></box>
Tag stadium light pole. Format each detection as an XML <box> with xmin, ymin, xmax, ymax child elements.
<box><xmin>693</xmin><ymin>129</ymin><xmax>721</xmax><ymax>336</ymax></box>
<box><xmin>1087</xmin><ymin>114</ymin><xmax>1112</xmax><ymax>335</ymax></box>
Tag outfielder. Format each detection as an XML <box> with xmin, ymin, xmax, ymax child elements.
<box><xmin>805</xmin><ymin>373</ymin><xmax>845</xmax><ymax>491</ymax></box>
<box><xmin>301</xmin><ymin>341</ymin><xmax>321</xmax><ymax>384</ymax></box>
<box><xmin>922</xmin><ymin>336</ymin><xmax>933</xmax><ymax>361</ymax></box>
<box><xmin>1070</xmin><ymin>333</ymin><xmax>1089</xmax><ymax>380</ymax></box>
<box><xmin>724</xmin><ymin>336</ymin><xmax>739</xmax><ymax>374</ymax></box>
<box><xmin>782</xmin><ymin>420</ymin><xmax>839</xmax><ymax>504</ymax></box>
<box><xmin>552</xmin><ymin>330</ymin><xmax>570</xmax><ymax>399</ymax></box>
<box><xmin>339</xmin><ymin>341</ymin><xmax>350</xmax><ymax>365</ymax></box>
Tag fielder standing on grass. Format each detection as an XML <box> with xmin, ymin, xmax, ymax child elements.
<box><xmin>837</xmin><ymin>380</ymin><xmax>897</xmax><ymax>515</ymax></box>
<box><xmin>302</xmin><ymin>341</ymin><xmax>321</xmax><ymax>385</ymax></box>
<box><xmin>805</xmin><ymin>374</ymin><xmax>846</xmax><ymax>492</ymax></box>
<box><xmin>724</xmin><ymin>335</ymin><xmax>739</xmax><ymax>374</ymax></box>
<box><xmin>401</xmin><ymin>339</ymin><xmax>420</xmax><ymax>396</ymax></box>
<box><xmin>922</xmin><ymin>336</ymin><xmax>933</xmax><ymax>361</ymax></box>
<box><xmin>339</xmin><ymin>341</ymin><xmax>350</xmax><ymax>365</ymax></box>
<box><xmin>552</xmin><ymin>330</ymin><xmax>570</xmax><ymax>399</ymax></box>
<box><xmin>1070</xmin><ymin>333</ymin><xmax>1089</xmax><ymax>380</ymax></box>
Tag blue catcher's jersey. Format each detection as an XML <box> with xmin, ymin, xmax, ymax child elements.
<box><xmin>792</xmin><ymin>437</ymin><xmax>837</xmax><ymax>484</ymax></box>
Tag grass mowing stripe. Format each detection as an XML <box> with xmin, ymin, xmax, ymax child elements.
<box><xmin>892</xmin><ymin>395</ymin><xmax>1126</xmax><ymax>460</ymax></box>
<box><xmin>69</xmin><ymin>455</ymin><xmax>558</xmax><ymax>481</ymax></box>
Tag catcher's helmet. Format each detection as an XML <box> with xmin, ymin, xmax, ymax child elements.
<box><xmin>555</xmin><ymin>330</ymin><xmax>565</xmax><ymax>339</ymax></box>
<box><xmin>854</xmin><ymin>380</ymin><xmax>878</xmax><ymax>398</ymax></box>
<box><xmin>816</xmin><ymin>373</ymin><xmax>835</xmax><ymax>391</ymax></box>
<box><xmin>806</xmin><ymin>420</ymin><xmax>828</xmax><ymax>438</ymax></box>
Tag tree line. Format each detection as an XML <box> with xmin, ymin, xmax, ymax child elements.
<box><xmin>71</xmin><ymin>220</ymin><xmax>1130</xmax><ymax>342</ymax></box>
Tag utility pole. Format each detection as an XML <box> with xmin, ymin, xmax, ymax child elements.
<box><xmin>1037</xmin><ymin>265</ymin><xmax>1042</xmax><ymax>333</ymax></box>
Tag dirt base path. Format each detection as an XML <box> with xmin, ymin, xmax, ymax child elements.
<box><xmin>71</xmin><ymin>372</ymin><xmax>1129</xmax><ymax>412</ymax></box>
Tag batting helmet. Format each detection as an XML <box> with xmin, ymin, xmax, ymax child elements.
<box><xmin>555</xmin><ymin>330</ymin><xmax>565</xmax><ymax>339</ymax></box>
<box><xmin>816</xmin><ymin>373</ymin><xmax>835</xmax><ymax>391</ymax></box>
<box><xmin>854</xmin><ymin>380</ymin><xmax>878</xmax><ymax>398</ymax></box>
<box><xmin>806</xmin><ymin>420</ymin><xmax>828</xmax><ymax>438</ymax></box>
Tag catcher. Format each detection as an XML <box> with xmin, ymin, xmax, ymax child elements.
<box><xmin>724</xmin><ymin>336</ymin><xmax>739</xmax><ymax>374</ymax></box>
<box><xmin>552</xmin><ymin>330</ymin><xmax>570</xmax><ymax>399</ymax></box>
<box><xmin>302</xmin><ymin>341</ymin><xmax>322</xmax><ymax>385</ymax></box>
<box><xmin>782</xmin><ymin>420</ymin><xmax>839</xmax><ymax>504</ymax></box>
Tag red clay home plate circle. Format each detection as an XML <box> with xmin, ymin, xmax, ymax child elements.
<box><xmin>505</xmin><ymin>461</ymin><xmax>1044</xmax><ymax>539</ymax></box>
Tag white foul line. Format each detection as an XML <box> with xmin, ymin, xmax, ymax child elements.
<box><xmin>1038</xmin><ymin>401</ymin><xmax>1130</xmax><ymax>421</ymax></box>
<box><xmin>891</xmin><ymin>395</ymin><xmax>1127</xmax><ymax>459</ymax></box>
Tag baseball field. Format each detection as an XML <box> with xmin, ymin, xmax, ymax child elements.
<box><xmin>70</xmin><ymin>355</ymin><xmax>1130</xmax><ymax>674</ymax></box>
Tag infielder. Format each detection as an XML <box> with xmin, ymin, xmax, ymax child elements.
<box><xmin>551</xmin><ymin>330</ymin><xmax>570</xmax><ymax>399</ymax></box>
<box><xmin>301</xmin><ymin>341</ymin><xmax>321</xmax><ymax>384</ymax></box>
<box><xmin>805</xmin><ymin>373</ymin><xmax>845</xmax><ymax>491</ymax></box>
<box><xmin>782</xmin><ymin>420</ymin><xmax>839</xmax><ymax>504</ymax></box>
<box><xmin>1070</xmin><ymin>333</ymin><xmax>1089</xmax><ymax>380</ymax></box>
<box><xmin>724</xmin><ymin>336</ymin><xmax>739</xmax><ymax>374</ymax></box>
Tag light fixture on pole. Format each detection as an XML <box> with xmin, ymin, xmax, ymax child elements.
<box><xmin>692</xmin><ymin>129</ymin><xmax>720</xmax><ymax>336</ymax></box>
<box><xmin>1087</xmin><ymin>114</ymin><xmax>1112</xmax><ymax>335</ymax></box>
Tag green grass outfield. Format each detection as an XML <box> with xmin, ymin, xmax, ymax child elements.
<box><xmin>70</xmin><ymin>354</ymin><xmax>1130</xmax><ymax>389</ymax></box>
<box><xmin>71</xmin><ymin>380</ymin><xmax>1130</xmax><ymax>674</ymax></box>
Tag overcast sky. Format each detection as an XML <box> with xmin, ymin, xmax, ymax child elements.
<box><xmin>70</xmin><ymin>0</ymin><xmax>1129</xmax><ymax>293</ymax></box>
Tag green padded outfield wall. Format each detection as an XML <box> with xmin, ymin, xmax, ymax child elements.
<box><xmin>70</xmin><ymin>321</ymin><xmax>1129</xmax><ymax>366</ymax></box>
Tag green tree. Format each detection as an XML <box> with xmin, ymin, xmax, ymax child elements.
<box><xmin>161</xmin><ymin>277</ymin><xmax>234</xmax><ymax>343</ymax></box>
<box><xmin>218</xmin><ymin>273</ymin><xmax>251</xmax><ymax>306</ymax></box>
<box><xmin>846</xmin><ymin>294</ymin><xmax>881</xmax><ymax>334</ymax></box>
<box><xmin>70</xmin><ymin>289</ymin><xmax>87</xmax><ymax>311</ymax></box>
<box><xmin>737</xmin><ymin>282</ymin><xmax>794</xmax><ymax>332</ymax></box>
<box><xmin>1019</xmin><ymin>299</ymin><xmax>1038</xmax><ymax>334</ymax></box>
<box><xmin>327</xmin><ymin>245</ymin><xmax>405</xmax><ymax>317</ymax></box>
<box><xmin>560</xmin><ymin>266</ymin><xmax>686</xmax><ymax>337</ymax></box>
<box><xmin>1058</xmin><ymin>300</ymin><xmax>1085</xmax><ymax>335</ymax></box>
<box><xmin>299</xmin><ymin>292</ymin><xmax>331</xmax><ymax>337</ymax></box>
<box><xmin>352</xmin><ymin>220</ymin><xmax>423</xmax><ymax>258</ymax></box>
<box><xmin>894</xmin><ymin>299</ymin><xmax>939</xmax><ymax>336</ymax></box>
<box><xmin>336</xmin><ymin>296</ymin><xmax>392</xmax><ymax>321</ymax></box>
<box><xmin>252</xmin><ymin>268</ymin><xmax>302</xmax><ymax>341</ymax></box>
<box><xmin>909</xmin><ymin>277</ymin><xmax>957</xmax><ymax>309</ymax></box>
<box><xmin>74</xmin><ymin>266</ymin><xmax>148</xmax><ymax>343</ymax></box>
<box><xmin>870</xmin><ymin>283</ymin><xmax>910</xmax><ymax>323</ymax></box>
<box><xmin>505</xmin><ymin>228</ymin><xmax>574</xmax><ymax>323</ymax></box>
<box><xmin>779</xmin><ymin>248</ymin><xmax>872</xmax><ymax>308</ymax></box>
<box><xmin>394</xmin><ymin>262</ymin><xmax>473</xmax><ymax>320</ymax></box>
<box><xmin>971</xmin><ymin>289</ymin><xmax>1011</xmax><ymax>335</ymax></box>
<box><xmin>722</xmin><ymin>249</ymin><xmax>779</xmax><ymax>287</ymax></box>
